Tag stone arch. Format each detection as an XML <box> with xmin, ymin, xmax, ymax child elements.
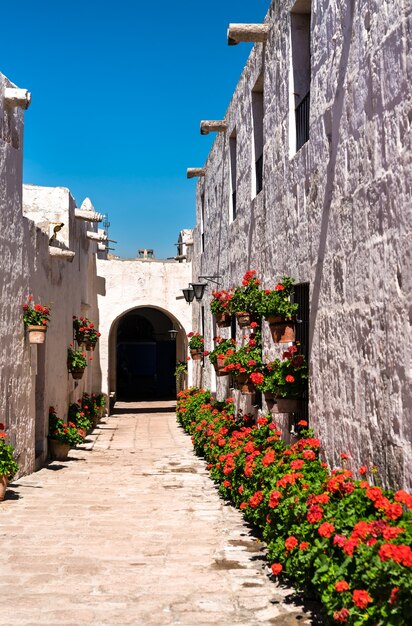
<box><xmin>108</xmin><ymin>305</ymin><xmax>187</xmax><ymax>401</ymax></box>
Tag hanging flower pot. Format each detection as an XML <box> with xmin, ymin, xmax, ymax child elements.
<box><xmin>276</xmin><ymin>397</ymin><xmax>300</xmax><ymax>413</ymax></box>
<box><xmin>214</xmin><ymin>354</ymin><xmax>229</xmax><ymax>377</ymax></box>
<box><xmin>27</xmin><ymin>325</ymin><xmax>47</xmax><ymax>344</ymax></box>
<box><xmin>48</xmin><ymin>438</ymin><xmax>71</xmax><ymax>461</ymax></box>
<box><xmin>85</xmin><ymin>342</ymin><xmax>96</xmax><ymax>351</ymax></box>
<box><xmin>234</xmin><ymin>372</ymin><xmax>255</xmax><ymax>394</ymax></box>
<box><xmin>235</xmin><ymin>311</ymin><xmax>255</xmax><ymax>329</ymax></box>
<box><xmin>264</xmin><ymin>391</ymin><xmax>277</xmax><ymax>410</ymax></box>
<box><xmin>267</xmin><ymin>316</ymin><xmax>296</xmax><ymax>343</ymax></box>
<box><xmin>215</xmin><ymin>311</ymin><xmax>231</xmax><ymax>328</ymax></box>
<box><xmin>71</xmin><ymin>368</ymin><xmax>85</xmax><ymax>380</ymax></box>
<box><xmin>190</xmin><ymin>350</ymin><xmax>203</xmax><ymax>361</ymax></box>
<box><xmin>75</xmin><ymin>332</ymin><xmax>87</xmax><ymax>346</ymax></box>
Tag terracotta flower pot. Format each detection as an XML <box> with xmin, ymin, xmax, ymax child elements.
<box><xmin>214</xmin><ymin>355</ymin><xmax>229</xmax><ymax>377</ymax></box>
<box><xmin>233</xmin><ymin>372</ymin><xmax>255</xmax><ymax>394</ymax></box>
<box><xmin>276</xmin><ymin>397</ymin><xmax>299</xmax><ymax>413</ymax></box>
<box><xmin>264</xmin><ymin>391</ymin><xmax>277</xmax><ymax>410</ymax></box>
<box><xmin>190</xmin><ymin>350</ymin><xmax>202</xmax><ymax>361</ymax></box>
<box><xmin>215</xmin><ymin>311</ymin><xmax>231</xmax><ymax>328</ymax></box>
<box><xmin>267</xmin><ymin>316</ymin><xmax>296</xmax><ymax>343</ymax></box>
<box><xmin>85</xmin><ymin>343</ymin><xmax>96</xmax><ymax>351</ymax></box>
<box><xmin>235</xmin><ymin>312</ymin><xmax>255</xmax><ymax>329</ymax></box>
<box><xmin>0</xmin><ymin>475</ymin><xmax>8</xmax><ymax>502</ymax></box>
<box><xmin>69</xmin><ymin>368</ymin><xmax>85</xmax><ymax>380</ymax></box>
<box><xmin>48</xmin><ymin>439</ymin><xmax>71</xmax><ymax>461</ymax></box>
<box><xmin>27</xmin><ymin>325</ymin><xmax>47</xmax><ymax>344</ymax></box>
<box><xmin>75</xmin><ymin>332</ymin><xmax>87</xmax><ymax>346</ymax></box>
<box><xmin>239</xmin><ymin>381</ymin><xmax>256</xmax><ymax>394</ymax></box>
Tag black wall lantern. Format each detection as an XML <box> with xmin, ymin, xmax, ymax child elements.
<box><xmin>190</xmin><ymin>282</ymin><xmax>207</xmax><ymax>301</ymax></box>
<box><xmin>168</xmin><ymin>328</ymin><xmax>178</xmax><ymax>341</ymax></box>
<box><xmin>182</xmin><ymin>286</ymin><xmax>195</xmax><ymax>303</ymax></box>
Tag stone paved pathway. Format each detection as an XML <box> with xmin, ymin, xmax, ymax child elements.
<box><xmin>0</xmin><ymin>401</ymin><xmax>320</xmax><ymax>626</ymax></box>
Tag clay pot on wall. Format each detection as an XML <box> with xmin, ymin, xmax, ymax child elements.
<box><xmin>27</xmin><ymin>325</ymin><xmax>47</xmax><ymax>344</ymax></box>
<box><xmin>276</xmin><ymin>398</ymin><xmax>300</xmax><ymax>413</ymax></box>
<box><xmin>235</xmin><ymin>312</ymin><xmax>255</xmax><ymax>329</ymax></box>
<box><xmin>69</xmin><ymin>368</ymin><xmax>85</xmax><ymax>380</ymax></box>
<box><xmin>214</xmin><ymin>312</ymin><xmax>231</xmax><ymax>328</ymax></box>
<box><xmin>190</xmin><ymin>350</ymin><xmax>203</xmax><ymax>361</ymax></box>
<box><xmin>264</xmin><ymin>391</ymin><xmax>276</xmax><ymax>410</ymax></box>
<box><xmin>85</xmin><ymin>343</ymin><xmax>96</xmax><ymax>351</ymax></box>
<box><xmin>266</xmin><ymin>316</ymin><xmax>296</xmax><ymax>343</ymax></box>
<box><xmin>75</xmin><ymin>332</ymin><xmax>87</xmax><ymax>346</ymax></box>
<box><xmin>0</xmin><ymin>475</ymin><xmax>8</xmax><ymax>501</ymax></box>
<box><xmin>214</xmin><ymin>355</ymin><xmax>229</xmax><ymax>377</ymax></box>
<box><xmin>234</xmin><ymin>372</ymin><xmax>255</xmax><ymax>394</ymax></box>
<box><xmin>48</xmin><ymin>439</ymin><xmax>71</xmax><ymax>461</ymax></box>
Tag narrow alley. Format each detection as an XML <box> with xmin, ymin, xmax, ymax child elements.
<box><xmin>0</xmin><ymin>403</ymin><xmax>318</xmax><ymax>626</ymax></box>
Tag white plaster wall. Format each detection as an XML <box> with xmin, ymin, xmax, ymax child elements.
<box><xmin>96</xmin><ymin>259</ymin><xmax>192</xmax><ymax>398</ymax></box>
<box><xmin>0</xmin><ymin>74</ymin><xmax>105</xmax><ymax>478</ymax></box>
<box><xmin>191</xmin><ymin>0</ymin><xmax>412</xmax><ymax>489</ymax></box>
<box><xmin>0</xmin><ymin>73</ymin><xmax>37</xmax><ymax>476</ymax></box>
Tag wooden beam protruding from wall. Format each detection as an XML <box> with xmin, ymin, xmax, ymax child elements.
<box><xmin>227</xmin><ymin>23</ymin><xmax>268</xmax><ymax>46</ymax></box>
<box><xmin>187</xmin><ymin>168</ymin><xmax>206</xmax><ymax>179</ymax></box>
<box><xmin>200</xmin><ymin>120</ymin><xmax>227</xmax><ymax>135</ymax></box>
<box><xmin>4</xmin><ymin>88</ymin><xmax>32</xmax><ymax>109</ymax></box>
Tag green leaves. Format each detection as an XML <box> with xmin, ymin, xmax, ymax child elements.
<box><xmin>177</xmin><ymin>386</ymin><xmax>412</xmax><ymax>626</ymax></box>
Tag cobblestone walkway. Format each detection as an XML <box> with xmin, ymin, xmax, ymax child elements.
<box><xmin>0</xmin><ymin>402</ymin><xmax>319</xmax><ymax>626</ymax></box>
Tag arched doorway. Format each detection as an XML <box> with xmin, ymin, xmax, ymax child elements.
<box><xmin>115</xmin><ymin>307</ymin><xmax>180</xmax><ymax>400</ymax></box>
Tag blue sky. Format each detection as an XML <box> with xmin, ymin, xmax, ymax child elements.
<box><xmin>2</xmin><ymin>1</ymin><xmax>268</xmax><ymax>259</ymax></box>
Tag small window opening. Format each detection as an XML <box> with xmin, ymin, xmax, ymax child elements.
<box><xmin>290</xmin><ymin>0</ymin><xmax>312</xmax><ymax>154</ymax></box>
<box><xmin>200</xmin><ymin>192</ymin><xmax>205</xmax><ymax>253</ymax></box>
<box><xmin>252</xmin><ymin>75</ymin><xmax>264</xmax><ymax>197</ymax></box>
<box><xmin>229</xmin><ymin>130</ymin><xmax>237</xmax><ymax>222</ymax></box>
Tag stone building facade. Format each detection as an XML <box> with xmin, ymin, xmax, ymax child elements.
<box><xmin>190</xmin><ymin>0</ymin><xmax>412</xmax><ymax>489</ymax></box>
<box><xmin>97</xmin><ymin>255</ymin><xmax>192</xmax><ymax>403</ymax></box>
<box><xmin>0</xmin><ymin>72</ymin><xmax>107</xmax><ymax>475</ymax></box>
<box><xmin>0</xmin><ymin>70</ymin><xmax>193</xmax><ymax>478</ymax></box>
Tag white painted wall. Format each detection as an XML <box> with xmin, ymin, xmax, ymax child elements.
<box><xmin>191</xmin><ymin>0</ymin><xmax>412</xmax><ymax>489</ymax></box>
<box><xmin>96</xmin><ymin>258</ymin><xmax>193</xmax><ymax>399</ymax></box>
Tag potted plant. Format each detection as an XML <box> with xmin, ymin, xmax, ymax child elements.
<box><xmin>67</xmin><ymin>346</ymin><xmax>88</xmax><ymax>379</ymax></box>
<box><xmin>22</xmin><ymin>296</ymin><xmax>51</xmax><ymax>344</ymax></box>
<box><xmin>0</xmin><ymin>423</ymin><xmax>19</xmax><ymax>501</ymax></box>
<box><xmin>222</xmin><ymin>337</ymin><xmax>263</xmax><ymax>393</ymax></box>
<box><xmin>257</xmin><ymin>276</ymin><xmax>299</xmax><ymax>343</ymax></box>
<box><xmin>255</xmin><ymin>346</ymin><xmax>308</xmax><ymax>412</ymax></box>
<box><xmin>210</xmin><ymin>290</ymin><xmax>233</xmax><ymax>327</ymax></box>
<box><xmin>208</xmin><ymin>337</ymin><xmax>237</xmax><ymax>376</ymax></box>
<box><xmin>174</xmin><ymin>361</ymin><xmax>188</xmax><ymax>395</ymax></box>
<box><xmin>81</xmin><ymin>393</ymin><xmax>100</xmax><ymax>428</ymax></box>
<box><xmin>73</xmin><ymin>316</ymin><xmax>101</xmax><ymax>350</ymax></box>
<box><xmin>84</xmin><ymin>324</ymin><xmax>101</xmax><ymax>351</ymax></box>
<box><xmin>68</xmin><ymin>401</ymin><xmax>92</xmax><ymax>431</ymax></box>
<box><xmin>48</xmin><ymin>407</ymin><xmax>85</xmax><ymax>460</ymax></box>
<box><xmin>187</xmin><ymin>332</ymin><xmax>205</xmax><ymax>360</ymax></box>
<box><xmin>95</xmin><ymin>393</ymin><xmax>107</xmax><ymax>418</ymax></box>
<box><xmin>230</xmin><ymin>270</ymin><xmax>262</xmax><ymax>328</ymax></box>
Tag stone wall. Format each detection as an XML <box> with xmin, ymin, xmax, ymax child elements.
<box><xmin>0</xmin><ymin>71</ymin><xmax>106</xmax><ymax>475</ymax></box>
<box><xmin>191</xmin><ymin>0</ymin><xmax>412</xmax><ymax>489</ymax></box>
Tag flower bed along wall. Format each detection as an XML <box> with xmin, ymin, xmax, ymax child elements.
<box><xmin>176</xmin><ymin>388</ymin><xmax>412</xmax><ymax>626</ymax></box>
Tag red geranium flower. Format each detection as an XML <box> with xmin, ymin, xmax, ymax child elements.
<box><xmin>271</xmin><ymin>563</ymin><xmax>282</xmax><ymax>576</ymax></box>
<box><xmin>352</xmin><ymin>590</ymin><xmax>372</xmax><ymax>609</ymax></box>
<box><xmin>335</xmin><ymin>580</ymin><xmax>349</xmax><ymax>592</ymax></box>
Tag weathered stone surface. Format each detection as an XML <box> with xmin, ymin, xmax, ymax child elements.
<box><xmin>0</xmin><ymin>402</ymin><xmax>319</xmax><ymax>625</ymax></box>
<box><xmin>191</xmin><ymin>0</ymin><xmax>412</xmax><ymax>489</ymax></box>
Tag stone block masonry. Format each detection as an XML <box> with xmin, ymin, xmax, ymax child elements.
<box><xmin>190</xmin><ymin>0</ymin><xmax>412</xmax><ymax>489</ymax></box>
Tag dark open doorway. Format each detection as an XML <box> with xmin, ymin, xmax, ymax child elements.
<box><xmin>116</xmin><ymin>307</ymin><xmax>176</xmax><ymax>400</ymax></box>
